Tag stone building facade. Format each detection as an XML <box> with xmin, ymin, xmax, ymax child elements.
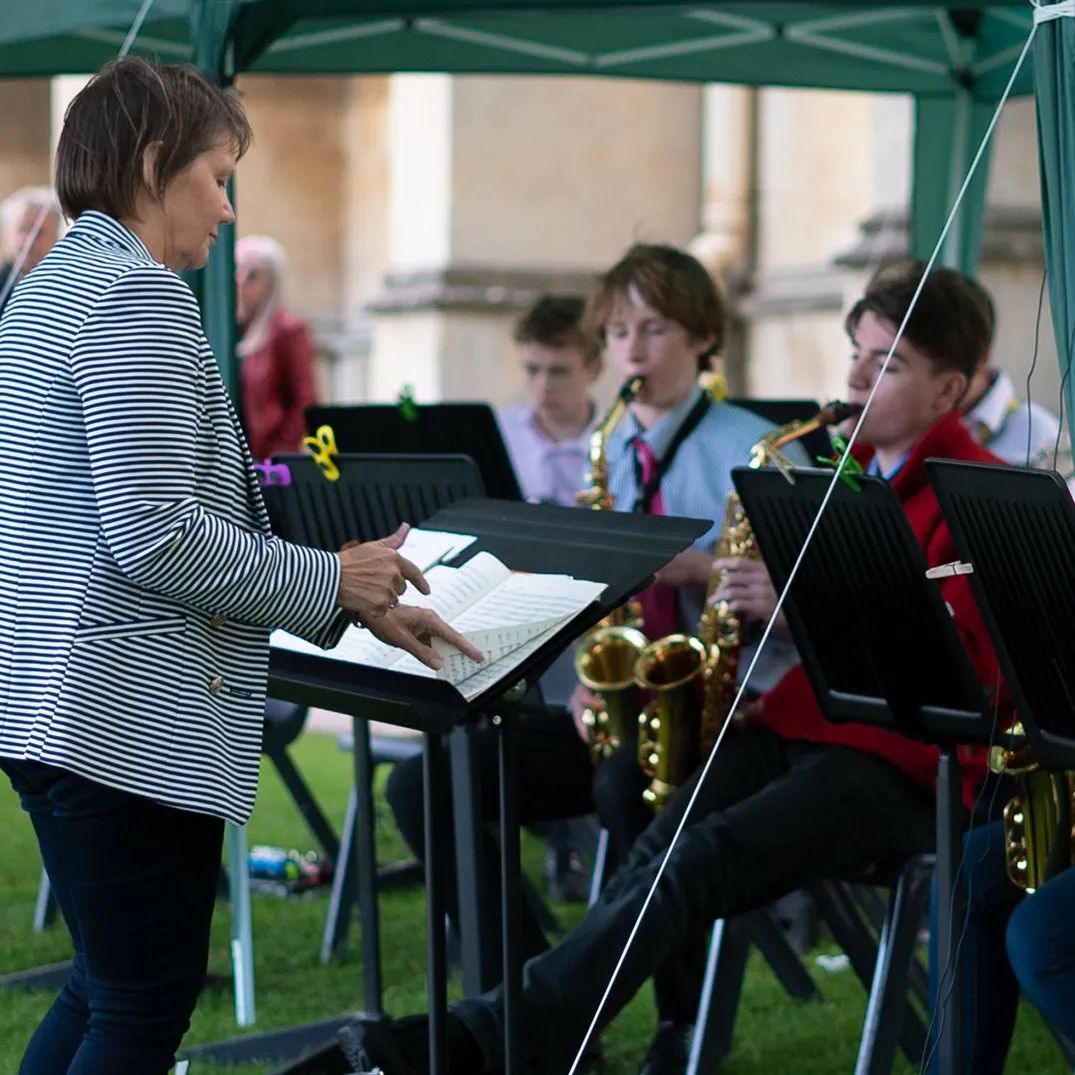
<box><xmin>0</xmin><ymin>72</ymin><xmax>1059</xmax><ymax>424</ymax></box>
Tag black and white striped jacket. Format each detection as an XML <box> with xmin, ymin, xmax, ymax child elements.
<box><xmin>0</xmin><ymin>212</ymin><xmax>345</xmax><ymax>824</ymax></box>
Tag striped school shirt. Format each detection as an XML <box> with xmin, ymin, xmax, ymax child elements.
<box><xmin>606</xmin><ymin>384</ymin><xmax>808</xmax><ymax>692</ymax></box>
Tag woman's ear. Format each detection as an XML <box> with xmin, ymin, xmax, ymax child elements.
<box><xmin>140</xmin><ymin>142</ymin><xmax>163</xmax><ymax>199</ymax></box>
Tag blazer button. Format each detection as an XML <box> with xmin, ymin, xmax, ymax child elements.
<box><xmin>209</xmin><ymin>613</ymin><xmax>227</xmax><ymax>628</ymax></box>
<box><xmin>208</xmin><ymin>675</ymin><xmax>225</xmax><ymax>695</ymax></box>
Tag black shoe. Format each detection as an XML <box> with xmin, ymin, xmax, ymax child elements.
<box><xmin>338</xmin><ymin>1013</ymin><xmax>484</xmax><ymax>1075</ymax></box>
<box><xmin>339</xmin><ymin>1018</ymin><xmax>425</xmax><ymax>1075</ymax></box>
<box><xmin>638</xmin><ymin>1021</ymin><xmax>693</xmax><ymax>1075</ymax></box>
<box><xmin>544</xmin><ymin>848</ymin><xmax>591</xmax><ymax>903</ymax></box>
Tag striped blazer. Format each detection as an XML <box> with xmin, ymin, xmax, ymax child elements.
<box><xmin>0</xmin><ymin>212</ymin><xmax>346</xmax><ymax>824</ymax></box>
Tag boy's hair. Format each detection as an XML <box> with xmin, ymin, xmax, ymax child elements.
<box><xmin>846</xmin><ymin>260</ymin><xmax>991</xmax><ymax>379</ymax></box>
<box><xmin>513</xmin><ymin>295</ymin><xmax>600</xmax><ymax>364</ymax></box>
<box><xmin>586</xmin><ymin>243</ymin><xmax>725</xmax><ymax>371</ymax></box>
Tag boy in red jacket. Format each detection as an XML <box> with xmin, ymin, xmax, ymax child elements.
<box><xmin>349</xmin><ymin>262</ymin><xmax>1008</xmax><ymax>1075</ymax></box>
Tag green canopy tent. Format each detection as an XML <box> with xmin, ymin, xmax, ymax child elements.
<box><xmin>1033</xmin><ymin>3</ymin><xmax>1075</xmax><ymax>443</ymax></box>
<box><xmin>0</xmin><ymin>1</ymin><xmax>1041</xmax><ymax>397</ymax></box>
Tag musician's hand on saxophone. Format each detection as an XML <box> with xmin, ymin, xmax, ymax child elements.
<box><xmin>569</xmin><ymin>684</ymin><xmax>600</xmax><ymax>741</ymax></box>
<box><xmin>711</xmin><ymin>556</ymin><xmax>791</xmax><ymax>640</ymax></box>
<box><xmin>653</xmin><ymin>547</ymin><xmax>714</xmax><ymax>589</ymax></box>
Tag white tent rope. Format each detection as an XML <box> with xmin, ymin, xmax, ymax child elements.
<box><xmin>566</xmin><ymin>17</ymin><xmax>1038</xmax><ymax>1075</ymax></box>
<box><xmin>1034</xmin><ymin>0</ymin><xmax>1075</xmax><ymax>25</ymax></box>
<box><xmin>0</xmin><ymin>0</ymin><xmax>157</xmax><ymax>316</ymax></box>
<box><xmin>120</xmin><ymin>0</ymin><xmax>157</xmax><ymax>57</ymax></box>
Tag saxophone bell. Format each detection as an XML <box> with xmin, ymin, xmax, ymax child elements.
<box><xmin>635</xmin><ymin>400</ymin><xmax>859</xmax><ymax>811</ymax></box>
<box><xmin>575</xmin><ymin>626</ymin><xmax>648</xmax><ymax>763</ymax></box>
<box><xmin>636</xmin><ymin>634</ymin><xmax>708</xmax><ymax>810</ymax></box>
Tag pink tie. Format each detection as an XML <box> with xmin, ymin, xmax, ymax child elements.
<box><xmin>631</xmin><ymin>437</ymin><xmax>679</xmax><ymax>639</ymax></box>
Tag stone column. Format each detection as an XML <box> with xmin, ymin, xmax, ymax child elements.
<box><xmin>747</xmin><ymin>88</ymin><xmax>881</xmax><ymax>402</ymax></box>
<box><xmin>835</xmin><ymin>95</ymin><xmax>1058</xmax><ymax>414</ymax></box>
<box><xmin>0</xmin><ymin>79</ymin><xmax>51</xmax><ymax>199</ymax></box>
<box><xmin>366</xmin><ymin>74</ymin><xmax>704</xmax><ymax>410</ymax></box>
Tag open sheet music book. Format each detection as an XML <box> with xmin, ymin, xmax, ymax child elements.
<box><xmin>271</xmin><ymin>550</ymin><xmax>605</xmax><ymax>701</ymax></box>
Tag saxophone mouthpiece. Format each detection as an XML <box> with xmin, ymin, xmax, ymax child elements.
<box><xmin>620</xmin><ymin>375</ymin><xmax>645</xmax><ymax>402</ymax></box>
<box><xmin>824</xmin><ymin>400</ymin><xmax>863</xmax><ymax>424</ymax></box>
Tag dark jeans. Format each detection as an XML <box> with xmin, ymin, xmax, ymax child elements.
<box><xmin>592</xmin><ymin>745</ymin><xmax>653</xmax><ymax>868</ymax></box>
<box><xmin>1008</xmin><ymin>863</ymin><xmax>1075</xmax><ymax>1045</ymax></box>
<box><xmin>385</xmin><ymin>706</ymin><xmax>595</xmax><ymax>963</ymax></box>
<box><xmin>1</xmin><ymin>758</ymin><xmax>224</xmax><ymax>1075</ymax></box>
<box><xmin>452</xmin><ymin>727</ymin><xmax>935</xmax><ymax>1071</ymax></box>
<box><xmin>928</xmin><ymin>820</ymin><xmax>1022</xmax><ymax>1075</ymax></box>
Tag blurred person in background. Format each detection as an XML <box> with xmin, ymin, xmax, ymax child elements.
<box><xmin>497</xmin><ymin>294</ymin><xmax>602</xmax><ymax>508</ymax></box>
<box><xmin>0</xmin><ymin>186</ymin><xmax>60</xmax><ymax>318</ymax></box>
<box><xmin>497</xmin><ymin>294</ymin><xmax>605</xmax><ymax>902</ymax></box>
<box><xmin>235</xmin><ymin>233</ymin><xmax>318</xmax><ymax>459</ymax></box>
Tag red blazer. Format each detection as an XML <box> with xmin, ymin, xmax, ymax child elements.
<box><xmin>751</xmin><ymin>408</ymin><xmax>1008</xmax><ymax>809</ymax></box>
<box><xmin>240</xmin><ymin>309</ymin><xmax>318</xmax><ymax>460</ymax></box>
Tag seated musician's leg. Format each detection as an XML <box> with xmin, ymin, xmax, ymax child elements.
<box><xmin>927</xmin><ymin>819</ymin><xmax>1021</xmax><ymax>1075</ymax></box>
<box><xmin>385</xmin><ymin>705</ymin><xmax>595</xmax><ymax>966</ymax></box>
<box><xmin>358</xmin><ymin>728</ymin><xmax>934</xmax><ymax>1074</ymax></box>
<box><xmin>1007</xmin><ymin>863</ymin><xmax>1075</xmax><ymax>1046</ymax></box>
<box><xmin>592</xmin><ymin>745</ymin><xmax>651</xmax><ymax>868</ymax></box>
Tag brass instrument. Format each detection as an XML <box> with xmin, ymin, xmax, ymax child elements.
<box><xmin>577</xmin><ymin>376</ymin><xmax>645</xmax><ymax>513</ymax></box>
<box><xmin>990</xmin><ymin>723</ymin><xmax>1075</xmax><ymax>892</ymax></box>
<box><xmin>637</xmin><ymin>400</ymin><xmax>862</xmax><ymax>810</ymax></box>
<box><xmin>574</xmin><ymin>376</ymin><xmax>647</xmax><ymax>761</ymax></box>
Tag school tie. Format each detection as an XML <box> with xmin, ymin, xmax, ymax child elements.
<box><xmin>630</xmin><ymin>436</ymin><xmax>679</xmax><ymax>640</ymax></box>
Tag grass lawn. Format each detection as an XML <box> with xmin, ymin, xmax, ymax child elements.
<box><xmin>0</xmin><ymin>731</ymin><xmax>1067</xmax><ymax>1074</ymax></box>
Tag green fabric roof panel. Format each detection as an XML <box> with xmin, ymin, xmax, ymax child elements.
<box><xmin>0</xmin><ymin>1</ymin><xmax>1036</xmax><ymax>100</ymax></box>
<box><xmin>241</xmin><ymin>4</ymin><xmax>1035</xmax><ymax>96</ymax></box>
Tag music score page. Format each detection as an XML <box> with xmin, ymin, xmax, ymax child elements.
<box><xmin>271</xmin><ymin>549</ymin><xmax>604</xmax><ymax>700</ymax></box>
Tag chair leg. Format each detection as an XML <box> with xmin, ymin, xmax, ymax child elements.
<box><xmin>812</xmin><ymin>880</ymin><xmax>925</xmax><ymax>1068</ymax></box>
<box><xmin>588</xmin><ymin>828</ymin><xmax>610</xmax><ymax>909</ymax></box>
<box><xmin>687</xmin><ymin>918</ymin><xmax>751</xmax><ymax>1073</ymax></box>
<box><xmin>264</xmin><ymin>743</ymin><xmax>340</xmax><ymax>862</ymax></box>
<box><xmin>321</xmin><ymin>786</ymin><xmax>359</xmax><ymax>963</ymax></box>
<box><xmin>748</xmin><ymin>909</ymin><xmax>821</xmax><ymax>1001</ymax></box>
<box><xmin>226</xmin><ymin>822</ymin><xmax>256</xmax><ymax>1028</ymax></box>
<box><xmin>853</xmin><ymin>873</ymin><xmax>929</xmax><ymax>1075</ymax></box>
<box><xmin>1051</xmin><ymin>1028</ymin><xmax>1075</xmax><ymax>1068</ymax></box>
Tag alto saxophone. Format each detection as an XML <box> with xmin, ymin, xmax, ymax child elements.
<box><xmin>989</xmin><ymin>723</ymin><xmax>1075</xmax><ymax>892</ymax></box>
<box><xmin>575</xmin><ymin>376</ymin><xmax>648</xmax><ymax>762</ymax></box>
<box><xmin>637</xmin><ymin>400</ymin><xmax>861</xmax><ymax>809</ymax></box>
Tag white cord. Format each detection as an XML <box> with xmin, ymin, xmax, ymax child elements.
<box><xmin>566</xmin><ymin>18</ymin><xmax>1038</xmax><ymax>1075</ymax></box>
<box><xmin>1034</xmin><ymin>0</ymin><xmax>1075</xmax><ymax>25</ymax></box>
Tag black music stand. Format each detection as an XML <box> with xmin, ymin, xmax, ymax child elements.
<box><xmin>928</xmin><ymin>461</ymin><xmax>1075</xmax><ymax>771</ymax></box>
<box><xmin>732</xmin><ymin>466</ymin><xmax>998</xmax><ymax>1075</ymax></box>
<box><xmin>191</xmin><ymin>451</ymin><xmax>709</xmax><ymax>1075</ymax></box>
<box><xmin>307</xmin><ymin>403</ymin><xmax>523</xmax><ymax>501</ymax></box>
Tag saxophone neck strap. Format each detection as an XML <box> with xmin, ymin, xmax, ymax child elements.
<box><xmin>631</xmin><ymin>392</ymin><xmax>711</xmax><ymax>514</ymax></box>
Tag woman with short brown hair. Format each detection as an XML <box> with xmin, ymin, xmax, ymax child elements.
<box><xmin>0</xmin><ymin>56</ymin><xmax>475</xmax><ymax>1074</ymax></box>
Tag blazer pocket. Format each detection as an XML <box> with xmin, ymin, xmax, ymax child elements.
<box><xmin>74</xmin><ymin>615</ymin><xmax>187</xmax><ymax>644</ymax></box>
